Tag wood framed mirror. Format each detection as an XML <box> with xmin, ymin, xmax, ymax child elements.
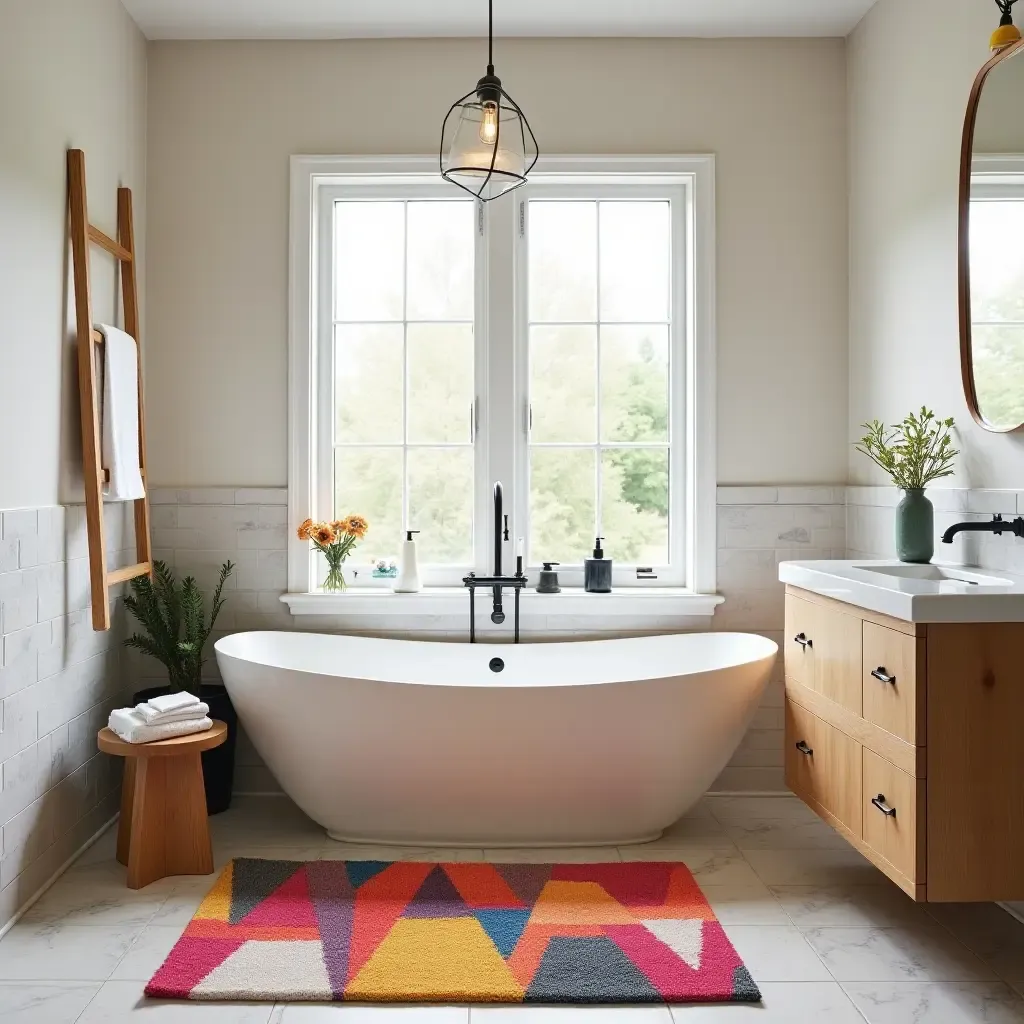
<box><xmin>959</xmin><ymin>35</ymin><xmax>1024</xmax><ymax>432</ymax></box>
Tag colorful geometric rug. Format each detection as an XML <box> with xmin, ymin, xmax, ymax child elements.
<box><xmin>146</xmin><ymin>859</ymin><xmax>760</xmax><ymax>1004</ymax></box>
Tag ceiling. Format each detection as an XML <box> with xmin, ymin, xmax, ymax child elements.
<box><xmin>122</xmin><ymin>0</ymin><xmax>878</xmax><ymax>40</ymax></box>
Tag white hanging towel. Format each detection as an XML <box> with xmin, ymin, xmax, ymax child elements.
<box><xmin>98</xmin><ymin>323</ymin><xmax>146</xmax><ymax>501</ymax></box>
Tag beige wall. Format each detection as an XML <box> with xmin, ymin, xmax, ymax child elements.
<box><xmin>847</xmin><ymin>0</ymin><xmax>1024</xmax><ymax>485</ymax></box>
<box><xmin>0</xmin><ymin>0</ymin><xmax>148</xmax><ymax>510</ymax></box>
<box><xmin>146</xmin><ymin>37</ymin><xmax>849</xmax><ymax>488</ymax></box>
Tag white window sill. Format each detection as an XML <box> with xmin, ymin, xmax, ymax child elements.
<box><xmin>279</xmin><ymin>588</ymin><xmax>724</xmax><ymax>622</ymax></box>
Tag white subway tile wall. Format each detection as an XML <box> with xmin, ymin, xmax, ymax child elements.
<box><xmin>132</xmin><ymin>486</ymin><xmax>848</xmax><ymax>801</ymax></box>
<box><xmin>0</xmin><ymin>502</ymin><xmax>137</xmax><ymax>932</ymax></box>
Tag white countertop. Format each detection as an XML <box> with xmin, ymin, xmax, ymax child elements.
<box><xmin>779</xmin><ymin>559</ymin><xmax>1024</xmax><ymax>623</ymax></box>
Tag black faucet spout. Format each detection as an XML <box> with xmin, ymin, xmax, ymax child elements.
<box><xmin>941</xmin><ymin>514</ymin><xmax>1024</xmax><ymax>544</ymax></box>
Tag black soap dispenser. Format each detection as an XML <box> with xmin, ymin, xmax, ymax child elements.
<box><xmin>584</xmin><ymin>537</ymin><xmax>612</xmax><ymax>593</ymax></box>
<box><xmin>537</xmin><ymin>562</ymin><xmax>561</xmax><ymax>594</ymax></box>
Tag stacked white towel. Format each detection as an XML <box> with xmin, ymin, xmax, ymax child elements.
<box><xmin>108</xmin><ymin>691</ymin><xmax>213</xmax><ymax>744</ymax></box>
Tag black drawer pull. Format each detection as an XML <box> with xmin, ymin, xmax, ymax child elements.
<box><xmin>794</xmin><ymin>633</ymin><xmax>813</xmax><ymax>649</ymax></box>
<box><xmin>871</xmin><ymin>794</ymin><xmax>897</xmax><ymax>817</ymax></box>
<box><xmin>795</xmin><ymin>740</ymin><xmax>814</xmax><ymax>756</ymax></box>
<box><xmin>871</xmin><ymin>667</ymin><xmax>896</xmax><ymax>684</ymax></box>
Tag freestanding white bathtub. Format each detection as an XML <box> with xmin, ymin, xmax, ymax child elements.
<box><xmin>215</xmin><ymin>631</ymin><xmax>777</xmax><ymax>847</ymax></box>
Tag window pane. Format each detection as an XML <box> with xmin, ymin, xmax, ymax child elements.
<box><xmin>408</xmin><ymin>448</ymin><xmax>474</xmax><ymax>564</ymax></box>
<box><xmin>529</xmin><ymin>202</ymin><xmax>597</xmax><ymax>322</ymax></box>
<box><xmin>335</xmin><ymin>201</ymin><xmax>404</xmax><ymax>321</ymax></box>
<box><xmin>530</xmin><ymin>448</ymin><xmax>596</xmax><ymax>564</ymax></box>
<box><xmin>530</xmin><ymin>326</ymin><xmax>597</xmax><ymax>443</ymax></box>
<box><xmin>601</xmin><ymin>449</ymin><xmax>669</xmax><ymax>564</ymax></box>
<box><xmin>972</xmin><ymin>325</ymin><xmax>1024</xmax><ymax>430</ymax></box>
<box><xmin>600</xmin><ymin>202</ymin><xmax>670</xmax><ymax>322</ymax></box>
<box><xmin>407</xmin><ymin>201</ymin><xmax>474</xmax><ymax>321</ymax></box>
<box><xmin>335</xmin><ymin>447</ymin><xmax>403</xmax><ymax>560</ymax></box>
<box><xmin>601</xmin><ymin>325</ymin><xmax>669</xmax><ymax>443</ymax></box>
<box><xmin>335</xmin><ymin>325</ymin><xmax>404</xmax><ymax>443</ymax></box>
<box><xmin>408</xmin><ymin>324</ymin><xmax>474</xmax><ymax>443</ymax></box>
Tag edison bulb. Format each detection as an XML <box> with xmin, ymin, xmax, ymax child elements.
<box><xmin>479</xmin><ymin>102</ymin><xmax>499</xmax><ymax>145</ymax></box>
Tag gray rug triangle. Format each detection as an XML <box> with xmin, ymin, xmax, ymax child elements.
<box><xmin>228</xmin><ymin>858</ymin><xmax>305</xmax><ymax>925</ymax></box>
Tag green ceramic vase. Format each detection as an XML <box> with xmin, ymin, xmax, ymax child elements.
<box><xmin>895</xmin><ymin>488</ymin><xmax>933</xmax><ymax>564</ymax></box>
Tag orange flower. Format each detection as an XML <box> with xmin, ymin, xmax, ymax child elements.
<box><xmin>344</xmin><ymin>515</ymin><xmax>369</xmax><ymax>539</ymax></box>
<box><xmin>296</xmin><ymin>518</ymin><xmax>314</xmax><ymax>541</ymax></box>
<box><xmin>313</xmin><ymin>523</ymin><xmax>336</xmax><ymax>545</ymax></box>
<box><xmin>330</xmin><ymin>520</ymin><xmax>347</xmax><ymax>533</ymax></box>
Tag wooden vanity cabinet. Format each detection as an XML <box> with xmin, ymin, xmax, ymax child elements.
<box><xmin>784</xmin><ymin>585</ymin><xmax>1024</xmax><ymax>902</ymax></box>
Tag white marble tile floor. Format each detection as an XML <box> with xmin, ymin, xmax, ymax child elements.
<box><xmin>0</xmin><ymin>794</ymin><xmax>1020</xmax><ymax>1022</ymax></box>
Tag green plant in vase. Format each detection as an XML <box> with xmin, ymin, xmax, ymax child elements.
<box><xmin>298</xmin><ymin>515</ymin><xmax>369</xmax><ymax>591</ymax></box>
<box><xmin>856</xmin><ymin>408</ymin><xmax>959</xmax><ymax>564</ymax></box>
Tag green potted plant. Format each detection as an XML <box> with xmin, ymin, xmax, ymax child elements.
<box><xmin>123</xmin><ymin>559</ymin><xmax>237</xmax><ymax>813</ymax></box>
<box><xmin>856</xmin><ymin>408</ymin><xmax>959</xmax><ymax>564</ymax></box>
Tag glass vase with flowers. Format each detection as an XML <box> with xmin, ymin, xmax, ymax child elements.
<box><xmin>297</xmin><ymin>515</ymin><xmax>369</xmax><ymax>592</ymax></box>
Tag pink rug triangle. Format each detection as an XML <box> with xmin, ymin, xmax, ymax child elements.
<box><xmin>145</xmin><ymin>938</ymin><xmax>246</xmax><ymax>998</ymax></box>
<box><xmin>240</xmin><ymin>865</ymin><xmax>319</xmax><ymax>929</ymax></box>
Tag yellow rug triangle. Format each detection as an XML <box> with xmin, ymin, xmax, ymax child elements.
<box><xmin>346</xmin><ymin>918</ymin><xmax>524</xmax><ymax>1002</ymax></box>
<box><xmin>194</xmin><ymin>861</ymin><xmax>233</xmax><ymax>922</ymax></box>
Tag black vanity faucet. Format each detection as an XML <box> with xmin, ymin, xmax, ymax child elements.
<box><xmin>941</xmin><ymin>513</ymin><xmax>1024</xmax><ymax>544</ymax></box>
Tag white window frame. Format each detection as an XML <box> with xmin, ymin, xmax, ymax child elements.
<box><xmin>286</xmin><ymin>154</ymin><xmax>717</xmax><ymax>609</ymax></box>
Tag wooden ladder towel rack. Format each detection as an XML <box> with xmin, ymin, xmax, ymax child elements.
<box><xmin>67</xmin><ymin>149</ymin><xmax>153</xmax><ymax>631</ymax></box>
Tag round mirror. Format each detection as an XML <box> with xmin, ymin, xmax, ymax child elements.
<box><xmin>960</xmin><ymin>37</ymin><xmax>1024</xmax><ymax>432</ymax></box>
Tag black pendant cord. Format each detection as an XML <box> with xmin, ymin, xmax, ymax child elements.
<box><xmin>488</xmin><ymin>0</ymin><xmax>494</xmax><ymax>75</ymax></box>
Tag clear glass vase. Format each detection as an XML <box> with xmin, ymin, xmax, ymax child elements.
<box><xmin>322</xmin><ymin>560</ymin><xmax>347</xmax><ymax>592</ymax></box>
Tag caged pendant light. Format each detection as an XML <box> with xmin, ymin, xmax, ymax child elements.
<box><xmin>440</xmin><ymin>0</ymin><xmax>539</xmax><ymax>202</ymax></box>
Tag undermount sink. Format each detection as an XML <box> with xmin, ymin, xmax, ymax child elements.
<box><xmin>852</xmin><ymin>564</ymin><xmax>1013</xmax><ymax>587</ymax></box>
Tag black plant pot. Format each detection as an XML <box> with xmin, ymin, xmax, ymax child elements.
<box><xmin>132</xmin><ymin>684</ymin><xmax>238</xmax><ymax>815</ymax></box>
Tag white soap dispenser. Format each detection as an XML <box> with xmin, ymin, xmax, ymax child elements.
<box><xmin>393</xmin><ymin>530</ymin><xmax>422</xmax><ymax>593</ymax></box>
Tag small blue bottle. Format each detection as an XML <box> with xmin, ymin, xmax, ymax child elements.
<box><xmin>584</xmin><ymin>537</ymin><xmax>612</xmax><ymax>593</ymax></box>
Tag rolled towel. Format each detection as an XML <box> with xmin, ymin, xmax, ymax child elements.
<box><xmin>146</xmin><ymin>691</ymin><xmax>201</xmax><ymax>715</ymax></box>
<box><xmin>135</xmin><ymin>701</ymin><xmax>210</xmax><ymax>725</ymax></box>
<box><xmin>108</xmin><ymin>708</ymin><xmax>213</xmax><ymax>745</ymax></box>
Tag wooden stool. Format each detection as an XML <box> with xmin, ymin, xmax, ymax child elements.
<box><xmin>98</xmin><ymin>721</ymin><xmax>228</xmax><ymax>889</ymax></box>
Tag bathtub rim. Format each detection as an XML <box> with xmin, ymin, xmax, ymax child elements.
<box><xmin>214</xmin><ymin>629</ymin><xmax>779</xmax><ymax>690</ymax></box>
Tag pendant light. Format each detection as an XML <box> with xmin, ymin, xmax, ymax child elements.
<box><xmin>440</xmin><ymin>0</ymin><xmax>539</xmax><ymax>202</ymax></box>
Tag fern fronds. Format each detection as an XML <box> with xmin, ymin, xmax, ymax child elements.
<box><xmin>122</xmin><ymin>560</ymin><xmax>234</xmax><ymax>691</ymax></box>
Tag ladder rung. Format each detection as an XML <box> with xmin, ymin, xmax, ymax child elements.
<box><xmin>88</xmin><ymin>224</ymin><xmax>133</xmax><ymax>262</ymax></box>
<box><xmin>108</xmin><ymin>561</ymin><xmax>151</xmax><ymax>585</ymax></box>
<box><xmin>100</xmin><ymin>469</ymin><xmax>146</xmax><ymax>484</ymax></box>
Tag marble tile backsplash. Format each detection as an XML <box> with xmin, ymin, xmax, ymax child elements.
<box><xmin>847</xmin><ymin>486</ymin><xmax>1024</xmax><ymax>570</ymax></box>
<box><xmin>0</xmin><ymin>502</ymin><xmax>137</xmax><ymax>932</ymax></box>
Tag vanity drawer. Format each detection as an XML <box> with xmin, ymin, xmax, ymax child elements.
<box><xmin>786</xmin><ymin>697</ymin><xmax>862</xmax><ymax>837</ymax></box>
<box><xmin>784</xmin><ymin>594</ymin><xmax>817</xmax><ymax>686</ymax></box>
<box><xmin>785</xmin><ymin>594</ymin><xmax>862</xmax><ymax>714</ymax></box>
<box><xmin>862</xmin><ymin>623</ymin><xmax>920</xmax><ymax>744</ymax></box>
<box><xmin>862</xmin><ymin>748</ymin><xmax>923</xmax><ymax>885</ymax></box>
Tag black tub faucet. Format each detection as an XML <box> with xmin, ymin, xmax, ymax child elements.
<box><xmin>462</xmin><ymin>481</ymin><xmax>527</xmax><ymax>643</ymax></box>
<box><xmin>941</xmin><ymin>514</ymin><xmax>1024</xmax><ymax>544</ymax></box>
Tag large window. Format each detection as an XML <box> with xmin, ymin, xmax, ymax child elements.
<box><xmin>290</xmin><ymin>157</ymin><xmax>715</xmax><ymax>595</ymax></box>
